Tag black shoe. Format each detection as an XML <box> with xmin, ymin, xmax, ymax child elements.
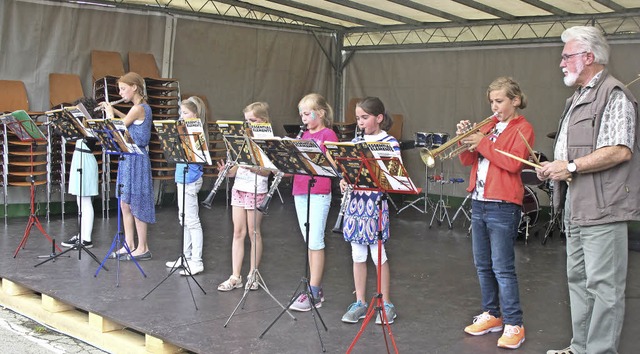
<box><xmin>61</xmin><ymin>236</ymin><xmax>93</xmax><ymax>248</ymax></box>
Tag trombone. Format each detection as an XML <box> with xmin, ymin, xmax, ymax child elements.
<box><xmin>419</xmin><ymin>113</ymin><xmax>496</xmax><ymax>168</ymax></box>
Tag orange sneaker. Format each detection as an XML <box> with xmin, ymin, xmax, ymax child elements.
<box><xmin>498</xmin><ymin>325</ymin><xmax>525</xmax><ymax>349</ymax></box>
<box><xmin>464</xmin><ymin>312</ymin><xmax>503</xmax><ymax>335</ymax></box>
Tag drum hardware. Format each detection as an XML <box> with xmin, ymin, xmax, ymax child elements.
<box><xmin>521</xmin><ymin>151</ymin><xmax>548</xmax><ymax>187</ymax></box>
<box><xmin>429</xmin><ymin>162</ymin><xmax>452</xmax><ymax>229</ymax></box>
<box><xmin>419</xmin><ymin>113</ymin><xmax>496</xmax><ymax>168</ymax></box>
<box><xmin>519</xmin><ymin>186</ymin><xmax>540</xmax><ymax>244</ymax></box>
<box><xmin>450</xmin><ymin>182</ymin><xmax>471</xmax><ymax>235</ymax></box>
<box><xmin>541</xmin><ymin>181</ymin><xmax>564</xmax><ymax>245</ymax></box>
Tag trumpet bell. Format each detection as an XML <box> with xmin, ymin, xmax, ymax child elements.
<box><xmin>420</xmin><ymin>148</ymin><xmax>436</xmax><ymax>168</ymax></box>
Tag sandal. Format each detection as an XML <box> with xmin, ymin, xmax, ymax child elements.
<box><xmin>245</xmin><ymin>270</ymin><xmax>259</xmax><ymax>291</ymax></box>
<box><xmin>217</xmin><ymin>275</ymin><xmax>242</xmax><ymax>292</ymax></box>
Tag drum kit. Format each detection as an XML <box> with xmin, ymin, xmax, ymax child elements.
<box><xmin>411</xmin><ymin>130</ymin><xmax>563</xmax><ymax>244</ymax></box>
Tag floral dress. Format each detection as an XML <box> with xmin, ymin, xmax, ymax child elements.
<box><xmin>116</xmin><ymin>104</ymin><xmax>155</xmax><ymax>223</ymax></box>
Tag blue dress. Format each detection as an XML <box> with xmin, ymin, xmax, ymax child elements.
<box><xmin>116</xmin><ymin>104</ymin><xmax>155</xmax><ymax>224</ymax></box>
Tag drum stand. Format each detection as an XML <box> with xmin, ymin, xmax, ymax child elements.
<box><xmin>541</xmin><ymin>186</ymin><xmax>563</xmax><ymax>245</ymax></box>
<box><xmin>429</xmin><ymin>162</ymin><xmax>452</xmax><ymax>229</ymax></box>
<box><xmin>451</xmin><ymin>193</ymin><xmax>472</xmax><ymax>235</ymax></box>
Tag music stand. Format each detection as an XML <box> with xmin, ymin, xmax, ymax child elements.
<box><xmin>255</xmin><ymin>137</ymin><xmax>339</xmax><ymax>350</ymax></box>
<box><xmin>142</xmin><ymin>118</ymin><xmax>210</xmax><ymax>306</ymax></box>
<box><xmin>221</xmin><ymin>134</ymin><xmax>296</xmax><ymax>327</ymax></box>
<box><xmin>90</xmin><ymin>118</ymin><xmax>147</xmax><ymax>285</ymax></box>
<box><xmin>325</xmin><ymin>139</ymin><xmax>419</xmax><ymax>354</ymax></box>
<box><xmin>0</xmin><ymin>110</ymin><xmax>61</xmax><ymax>258</ymax></box>
<box><xmin>35</xmin><ymin>105</ymin><xmax>106</xmax><ymax>269</ymax></box>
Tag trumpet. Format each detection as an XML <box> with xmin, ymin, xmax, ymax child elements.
<box><xmin>94</xmin><ymin>98</ymin><xmax>125</xmax><ymax>111</ymax></box>
<box><xmin>201</xmin><ymin>159</ymin><xmax>235</xmax><ymax>209</ymax></box>
<box><xmin>332</xmin><ymin>184</ymin><xmax>353</xmax><ymax>234</ymax></box>
<box><xmin>419</xmin><ymin>113</ymin><xmax>497</xmax><ymax>168</ymax></box>
<box><xmin>257</xmin><ymin>171</ymin><xmax>284</xmax><ymax>214</ymax></box>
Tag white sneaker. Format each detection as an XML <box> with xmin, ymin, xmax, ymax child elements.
<box><xmin>179</xmin><ymin>261</ymin><xmax>204</xmax><ymax>275</ymax></box>
<box><xmin>165</xmin><ymin>258</ymin><xmax>184</xmax><ymax>269</ymax></box>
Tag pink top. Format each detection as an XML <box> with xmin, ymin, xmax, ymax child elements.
<box><xmin>292</xmin><ymin>127</ymin><xmax>338</xmax><ymax>195</ymax></box>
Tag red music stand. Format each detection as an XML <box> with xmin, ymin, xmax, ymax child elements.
<box><xmin>0</xmin><ymin>110</ymin><xmax>58</xmax><ymax>258</ymax></box>
<box><xmin>325</xmin><ymin>140</ymin><xmax>419</xmax><ymax>354</ymax></box>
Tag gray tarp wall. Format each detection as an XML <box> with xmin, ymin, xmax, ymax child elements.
<box><xmin>2</xmin><ymin>0</ymin><xmax>639</xmax><ymax>201</ymax></box>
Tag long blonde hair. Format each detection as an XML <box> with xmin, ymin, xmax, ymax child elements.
<box><xmin>298</xmin><ymin>93</ymin><xmax>334</xmax><ymax>129</ymax></box>
<box><xmin>243</xmin><ymin>102</ymin><xmax>270</xmax><ymax>122</ymax></box>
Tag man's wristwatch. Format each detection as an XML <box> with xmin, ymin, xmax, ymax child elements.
<box><xmin>567</xmin><ymin>160</ymin><xmax>577</xmax><ymax>173</ymax></box>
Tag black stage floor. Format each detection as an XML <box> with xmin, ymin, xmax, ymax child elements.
<box><xmin>1</xmin><ymin>197</ymin><xmax>638</xmax><ymax>354</ymax></box>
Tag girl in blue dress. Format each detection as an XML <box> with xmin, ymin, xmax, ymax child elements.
<box><xmin>101</xmin><ymin>72</ymin><xmax>155</xmax><ymax>261</ymax></box>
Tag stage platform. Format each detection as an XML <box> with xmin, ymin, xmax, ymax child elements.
<box><xmin>1</xmin><ymin>198</ymin><xmax>638</xmax><ymax>353</ymax></box>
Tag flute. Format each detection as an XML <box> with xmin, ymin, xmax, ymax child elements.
<box><xmin>93</xmin><ymin>98</ymin><xmax>125</xmax><ymax>111</ymax></box>
<box><xmin>257</xmin><ymin>171</ymin><xmax>284</xmax><ymax>214</ymax></box>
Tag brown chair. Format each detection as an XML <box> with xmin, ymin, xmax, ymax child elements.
<box><xmin>49</xmin><ymin>73</ymin><xmax>84</xmax><ymax>108</ymax></box>
<box><xmin>91</xmin><ymin>50</ymin><xmax>125</xmax><ymax>81</ymax></box>
<box><xmin>0</xmin><ymin>80</ymin><xmax>30</xmax><ymax>112</ymax></box>
<box><xmin>345</xmin><ymin>97</ymin><xmax>360</xmax><ymax>124</ymax></box>
<box><xmin>128</xmin><ymin>52</ymin><xmax>160</xmax><ymax>79</ymax></box>
<box><xmin>388</xmin><ymin>114</ymin><xmax>404</xmax><ymax>141</ymax></box>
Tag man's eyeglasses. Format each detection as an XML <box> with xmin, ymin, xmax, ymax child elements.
<box><xmin>561</xmin><ymin>51</ymin><xmax>587</xmax><ymax>62</ymax></box>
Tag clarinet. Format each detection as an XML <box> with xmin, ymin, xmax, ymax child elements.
<box><xmin>332</xmin><ymin>128</ymin><xmax>364</xmax><ymax>233</ymax></box>
<box><xmin>296</xmin><ymin>124</ymin><xmax>307</xmax><ymax>139</ymax></box>
<box><xmin>257</xmin><ymin>171</ymin><xmax>284</xmax><ymax>214</ymax></box>
<box><xmin>332</xmin><ymin>184</ymin><xmax>353</xmax><ymax>234</ymax></box>
<box><xmin>201</xmin><ymin>159</ymin><xmax>235</xmax><ymax>209</ymax></box>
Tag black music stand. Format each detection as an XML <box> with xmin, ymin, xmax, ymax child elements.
<box><xmin>142</xmin><ymin>119</ymin><xmax>210</xmax><ymax>306</ymax></box>
<box><xmin>256</xmin><ymin>138</ymin><xmax>339</xmax><ymax>351</ymax></box>
<box><xmin>222</xmin><ymin>134</ymin><xmax>296</xmax><ymax>327</ymax></box>
<box><xmin>35</xmin><ymin>105</ymin><xmax>105</xmax><ymax>269</ymax></box>
<box><xmin>326</xmin><ymin>140</ymin><xmax>419</xmax><ymax>354</ymax></box>
<box><xmin>91</xmin><ymin>119</ymin><xmax>147</xmax><ymax>285</ymax></box>
<box><xmin>0</xmin><ymin>110</ymin><xmax>61</xmax><ymax>258</ymax></box>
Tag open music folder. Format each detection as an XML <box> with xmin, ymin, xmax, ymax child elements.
<box><xmin>252</xmin><ymin>138</ymin><xmax>338</xmax><ymax>178</ymax></box>
<box><xmin>85</xmin><ymin>118</ymin><xmax>143</xmax><ymax>155</ymax></box>
<box><xmin>0</xmin><ymin>110</ymin><xmax>47</xmax><ymax>142</ymax></box>
<box><xmin>45</xmin><ymin>104</ymin><xmax>97</xmax><ymax>141</ymax></box>
<box><xmin>153</xmin><ymin>118</ymin><xmax>212</xmax><ymax>165</ymax></box>
<box><xmin>324</xmin><ymin>140</ymin><xmax>418</xmax><ymax>194</ymax></box>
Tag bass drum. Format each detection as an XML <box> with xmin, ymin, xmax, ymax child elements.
<box><xmin>519</xmin><ymin>186</ymin><xmax>540</xmax><ymax>234</ymax></box>
<box><xmin>521</xmin><ymin>151</ymin><xmax>548</xmax><ymax>187</ymax></box>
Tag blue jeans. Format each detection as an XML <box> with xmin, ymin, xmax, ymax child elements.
<box><xmin>471</xmin><ymin>200</ymin><xmax>523</xmax><ymax>326</ymax></box>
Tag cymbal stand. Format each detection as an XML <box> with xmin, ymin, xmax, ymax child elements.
<box><xmin>541</xmin><ymin>185</ymin><xmax>564</xmax><ymax>245</ymax></box>
<box><xmin>429</xmin><ymin>161</ymin><xmax>452</xmax><ymax>229</ymax></box>
<box><xmin>397</xmin><ymin>163</ymin><xmax>433</xmax><ymax>215</ymax></box>
<box><xmin>452</xmin><ymin>192</ymin><xmax>472</xmax><ymax>235</ymax></box>
<box><xmin>225</xmin><ymin>167</ymin><xmax>294</xmax><ymax>326</ymax></box>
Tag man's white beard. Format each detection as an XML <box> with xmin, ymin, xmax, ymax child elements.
<box><xmin>563</xmin><ymin>61</ymin><xmax>585</xmax><ymax>87</ymax></box>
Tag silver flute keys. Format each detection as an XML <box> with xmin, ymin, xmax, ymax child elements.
<box><xmin>201</xmin><ymin>159</ymin><xmax>235</xmax><ymax>209</ymax></box>
<box><xmin>94</xmin><ymin>98</ymin><xmax>125</xmax><ymax>111</ymax></box>
<box><xmin>257</xmin><ymin>171</ymin><xmax>284</xmax><ymax>214</ymax></box>
<box><xmin>332</xmin><ymin>184</ymin><xmax>353</xmax><ymax>234</ymax></box>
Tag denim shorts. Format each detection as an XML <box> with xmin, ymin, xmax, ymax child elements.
<box><xmin>294</xmin><ymin>194</ymin><xmax>331</xmax><ymax>250</ymax></box>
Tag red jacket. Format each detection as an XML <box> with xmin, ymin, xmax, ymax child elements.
<box><xmin>458</xmin><ymin>115</ymin><xmax>535</xmax><ymax>206</ymax></box>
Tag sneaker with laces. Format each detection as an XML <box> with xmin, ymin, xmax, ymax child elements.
<box><xmin>165</xmin><ymin>258</ymin><xmax>185</xmax><ymax>269</ymax></box>
<box><xmin>464</xmin><ymin>312</ymin><xmax>503</xmax><ymax>336</ymax></box>
<box><xmin>289</xmin><ymin>290</ymin><xmax>325</xmax><ymax>312</ymax></box>
<box><xmin>61</xmin><ymin>236</ymin><xmax>93</xmax><ymax>248</ymax></box>
<box><xmin>341</xmin><ymin>301</ymin><xmax>368</xmax><ymax>323</ymax></box>
<box><xmin>498</xmin><ymin>324</ymin><xmax>525</xmax><ymax>349</ymax></box>
<box><xmin>375</xmin><ymin>302</ymin><xmax>397</xmax><ymax>325</ymax></box>
<box><xmin>179</xmin><ymin>261</ymin><xmax>204</xmax><ymax>276</ymax></box>
<box><xmin>546</xmin><ymin>347</ymin><xmax>574</xmax><ymax>354</ymax></box>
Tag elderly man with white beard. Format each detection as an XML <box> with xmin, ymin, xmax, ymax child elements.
<box><xmin>537</xmin><ymin>26</ymin><xmax>639</xmax><ymax>354</ymax></box>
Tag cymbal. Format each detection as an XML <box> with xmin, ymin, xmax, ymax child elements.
<box><xmin>546</xmin><ymin>131</ymin><xmax>557</xmax><ymax>139</ymax></box>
